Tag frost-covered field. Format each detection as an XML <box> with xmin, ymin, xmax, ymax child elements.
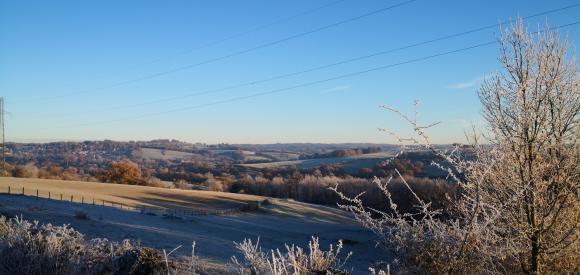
<box><xmin>0</xmin><ymin>178</ymin><xmax>383</xmax><ymax>274</ymax></box>
<box><xmin>240</xmin><ymin>151</ymin><xmax>395</xmax><ymax>171</ymax></box>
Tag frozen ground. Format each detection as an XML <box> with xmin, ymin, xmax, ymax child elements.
<box><xmin>240</xmin><ymin>152</ymin><xmax>395</xmax><ymax>172</ymax></box>
<box><xmin>0</xmin><ymin>192</ymin><xmax>386</xmax><ymax>274</ymax></box>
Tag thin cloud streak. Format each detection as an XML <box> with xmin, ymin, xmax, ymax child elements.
<box><xmin>319</xmin><ymin>85</ymin><xmax>352</xmax><ymax>95</ymax></box>
<box><xmin>446</xmin><ymin>75</ymin><xmax>487</xmax><ymax>89</ymax></box>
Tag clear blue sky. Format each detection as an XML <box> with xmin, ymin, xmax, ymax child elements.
<box><xmin>1</xmin><ymin>0</ymin><xmax>579</xmax><ymax>144</ymax></box>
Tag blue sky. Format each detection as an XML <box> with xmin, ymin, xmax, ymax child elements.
<box><xmin>1</xmin><ymin>0</ymin><xmax>579</xmax><ymax>144</ymax></box>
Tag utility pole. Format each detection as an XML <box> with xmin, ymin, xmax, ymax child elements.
<box><xmin>0</xmin><ymin>97</ymin><xmax>5</xmax><ymax>176</ymax></box>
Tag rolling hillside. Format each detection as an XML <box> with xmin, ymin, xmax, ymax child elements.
<box><xmin>240</xmin><ymin>151</ymin><xmax>395</xmax><ymax>172</ymax></box>
<box><xmin>0</xmin><ymin>177</ymin><xmax>381</xmax><ymax>273</ymax></box>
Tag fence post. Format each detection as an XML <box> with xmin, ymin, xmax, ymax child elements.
<box><xmin>8</xmin><ymin>186</ymin><xmax>10</xmax><ymax>194</ymax></box>
<box><xmin>49</xmin><ymin>192</ymin><xmax>51</xmax><ymax>199</ymax></box>
<box><xmin>36</xmin><ymin>189</ymin><xmax>39</xmax><ymax>197</ymax></box>
<box><xmin>71</xmin><ymin>195</ymin><xmax>73</xmax><ymax>202</ymax></box>
<box><xmin>60</xmin><ymin>194</ymin><xmax>63</xmax><ymax>200</ymax></box>
<box><xmin>22</xmin><ymin>187</ymin><xmax>24</xmax><ymax>195</ymax></box>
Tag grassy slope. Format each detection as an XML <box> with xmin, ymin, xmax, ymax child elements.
<box><xmin>0</xmin><ymin>177</ymin><xmax>381</xmax><ymax>273</ymax></box>
<box><xmin>0</xmin><ymin>177</ymin><xmax>263</xmax><ymax>211</ymax></box>
<box><xmin>0</xmin><ymin>177</ymin><xmax>352</xmax><ymax>223</ymax></box>
<box><xmin>240</xmin><ymin>151</ymin><xmax>395</xmax><ymax>170</ymax></box>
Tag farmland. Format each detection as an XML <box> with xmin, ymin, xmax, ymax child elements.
<box><xmin>0</xmin><ymin>177</ymin><xmax>263</xmax><ymax>212</ymax></box>
<box><xmin>0</xmin><ymin>177</ymin><xmax>381</xmax><ymax>273</ymax></box>
<box><xmin>138</xmin><ymin>147</ymin><xmax>200</xmax><ymax>161</ymax></box>
<box><xmin>240</xmin><ymin>151</ymin><xmax>396</xmax><ymax>172</ymax></box>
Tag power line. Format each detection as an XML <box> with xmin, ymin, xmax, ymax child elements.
<box><xmin>24</xmin><ymin>20</ymin><xmax>572</xmax><ymax>138</ymax></box>
<box><xmin>51</xmin><ymin>42</ymin><xmax>499</xmax><ymax>129</ymax></box>
<box><xmin>38</xmin><ymin>3</ymin><xmax>580</xmax><ymax>118</ymax></box>
<box><xmin>46</xmin><ymin>21</ymin><xmax>579</xmax><ymax>130</ymax></box>
<box><xmin>36</xmin><ymin>0</ymin><xmax>418</xmax><ymax>101</ymax></box>
<box><xmin>132</xmin><ymin>0</ymin><xmax>348</xmax><ymax>68</ymax></box>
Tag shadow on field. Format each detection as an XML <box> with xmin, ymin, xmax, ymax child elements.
<box><xmin>112</xmin><ymin>191</ymin><xmax>255</xmax><ymax>211</ymax></box>
<box><xmin>111</xmin><ymin>190</ymin><xmax>352</xmax><ymax>224</ymax></box>
<box><xmin>263</xmin><ymin>201</ymin><xmax>352</xmax><ymax>224</ymax></box>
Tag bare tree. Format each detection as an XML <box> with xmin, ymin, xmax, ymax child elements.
<box><xmin>476</xmin><ymin>20</ymin><xmax>579</xmax><ymax>273</ymax></box>
<box><xmin>332</xmin><ymin>19</ymin><xmax>579</xmax><ymax>274</ymax></box>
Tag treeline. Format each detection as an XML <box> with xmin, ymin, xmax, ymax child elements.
<box><xmin>6</xmin><ymin>163</ymin><xmax>99</xmax><ymax>182</ymax></box>
<box><xmin>228</xmin><ymin>174</ymin><xmax>456</xmax><ymax>214</ymax></box>
<box><xmin>3</xmin><ymin>151</ymin><xmax>454</xmax><ymax>214</ymax></box>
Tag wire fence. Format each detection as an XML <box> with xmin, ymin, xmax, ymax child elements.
<box><xmin>0</xmin><ymin>185</ymin><xmax>251</xmax><ymax>218</ymax></box>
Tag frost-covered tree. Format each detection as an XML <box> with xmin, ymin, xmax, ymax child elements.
<box><xmin>475</xmin><ymin>20</ymin><xmax>579</xmax><ymax>273</ymax></box>
<box><xmin>333</xmin><ymin>19</ymin><xmax>579</xmax><ymax>274</ymax></box>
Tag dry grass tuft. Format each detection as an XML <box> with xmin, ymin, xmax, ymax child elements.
<box><xmin>231</xmin><ymin>236</ymin><xmax>352</xmax><ymax>275</ymax></box>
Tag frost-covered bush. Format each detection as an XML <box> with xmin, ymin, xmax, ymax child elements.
<box><xmin>333</xmin><ymin>19</ymin><xmax>579</xmax><ymax>274</ymax></box>
<box><xmin>231</xmin><ymin>237</ymin><xmax>352</xmax><ymax>275</ymax></box>
<box><xmin>0</xmin><ymin>216</ymin><xmax>166</xmax><ymax>275</ymax></box>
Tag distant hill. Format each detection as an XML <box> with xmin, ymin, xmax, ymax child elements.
<box><xmin>240</xmin><ymin>151</ymin><xmax>396</xmax><ymax>173</ymax></box>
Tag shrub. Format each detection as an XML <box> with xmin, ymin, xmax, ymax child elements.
<box><xmin>143</xmin><ymin>177</ymin><xmax>168</xmax><ymax>188</ymax></box>
<box><xmin>116</xmin><ymin>247</ymin><xmax>166</xmax><ymax>275</ymax></box>
<box><xmin>174</xmin><ymin>179</ymin><xmax>192</xmax><ymax>190</ymax></box>
<box><xmin>231</xmin><ymin>236</ymin><xmax>351</xmax><ymax>275</ymax></box>
<box><xmin>0</xmin><ymin>216</ymin><xmax>167</xmax><ymax>274</ymax></box>
<box><xmin>206</xmin><ymin>178</ymin><xmax>224</xmax><ymax>192</ymax></box>
<box><xmin>11</xmin><ymin>163</ymin><xmax>39</xmax><ymax>178</ymax></box>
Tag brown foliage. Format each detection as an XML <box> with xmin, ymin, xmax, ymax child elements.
<box><xmin>102</xmin><ymin>160</ymin><xmax>143</xmax><ymax>185</ymax></box>
<box><xmin>234</xmin><ymin>174</ymin><xmax>456</xmax><ymax>214</ymax></box>
<box><xmin>11</xmin><ymin>163</ymin><xmax>39</xmax><ymax>178</ymax></box>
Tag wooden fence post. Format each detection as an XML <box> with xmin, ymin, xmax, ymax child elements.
<box><xmin>36</xmin><ymin>189</ymin><xmax>39</xmax><ymax>197</ymax></box>
<box><xmin>48</xmin><ymin>192</ymin><xmax>51</xmax><ymax>199</ymax></box>
<box><xmin>8</xmin><ymin>186</ymin><xmax>10</xmax><ymax>194</ymax></box>
<box><xmin>60</xmin><ymin>194</ymin><xmax>63</xmax><ymax>200</ymax></box>
<box><xmin>22</xmin><ymin>187</ymin><xmax>24</xmax><ymax>195</ymax></box>
<box><xmin>71</xmin><ymin>195</ymin><xmax>73</xmax><ymax>202</ymax></box>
